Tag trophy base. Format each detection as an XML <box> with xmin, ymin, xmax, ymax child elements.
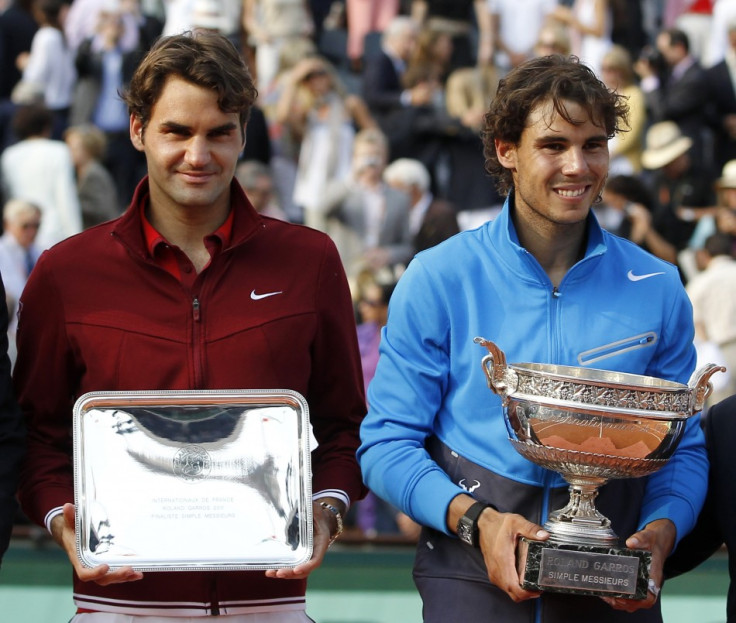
<box><xmin>517</xmin><ymin>537</ymin><xmax>651</xmax><ymax>599</ymax></box>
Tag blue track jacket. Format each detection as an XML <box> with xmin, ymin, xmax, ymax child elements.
<box><xmin>358</xmin><ymin>198</ymin><xmax>707</xmax><ymax>546</ymax></box>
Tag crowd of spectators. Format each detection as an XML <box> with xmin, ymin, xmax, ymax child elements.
<box><xmin>1</xmin><ymin>0</ymin><xmax>736</xmax><ymax>541</ymax></box>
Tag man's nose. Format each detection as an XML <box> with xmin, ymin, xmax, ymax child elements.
<box><xmin>561</xmin><ymin>147</ymin><xmax>590</xmax><ymax>175</ymax></box>
<box><xmin>184</xmin><ymin>136</ymin><xmax>212</xmax><ymax>167</ymax></box>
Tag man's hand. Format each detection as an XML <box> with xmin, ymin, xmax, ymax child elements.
<box><xmin>50</xmin><ymin>503</ymin><xmax>143</xmax><ymax>586</ymax></box>
<box><xmin>476</xmin><ymin>507</ymin><xmax>549</xmax><ymax>602</ymax></box>
<box><xmin>601</xmin><ymin>518</ymin><xmax>676</xmax><ymax>612</ymax></box>
<box><xmin>264</xmin><ymin>498</ymin><xmax>344</xmax><ymax>580</ymax></box>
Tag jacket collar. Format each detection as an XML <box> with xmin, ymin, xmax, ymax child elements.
<box><xmin>112</xmin><ymin>176</ymin><xmax>263</xmax><ymax>258</ymax></box>
<box><xmin>487</xmin><ymin>193</ymin><xmax>607</xmax><ymax>280</ymax></box>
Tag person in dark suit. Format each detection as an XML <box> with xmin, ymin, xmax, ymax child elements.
<box><xmin>0</xmin><ymin>274</ymin><xmax>24</xmax><ymax>567</ymax></box>
<box><xmin>704</xmin><ymin>20</ymin><xmax>736</xmax><ymax>173</ymax></box>
<box><xmin>636</xmin><ymin>27</ymin><xmax>715</xmax><ymax>183</ymax></box>
<box><xmin>383</xmin><ymin>156</ymin><xmax>460</xmax><ymax>253</ymax></box>
<box><xmin>362</xmin><ymin>15</ymin><xmax>435</xmax><ymax>159</ymax></box>
<box><xmin>664</xmin><ymin>394</ymin><xmax>736</xmax><ymax>622</ymax></box>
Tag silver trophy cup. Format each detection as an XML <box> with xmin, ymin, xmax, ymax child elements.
<box><xmin>475</xmin><ymin>337</ymin><xmax>724</xmax><ymax>598</ymax></box>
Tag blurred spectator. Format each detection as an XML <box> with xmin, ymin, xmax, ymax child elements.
<box><xmin>19</xmin><ymin>0</ymin><xmax>77</xmax><ymax>139</ymax></box>
<box><xmin>313</xmin><ymin>127</ymin><xmax>413</xmax><ymax>279</ymax></box>
<box><xmin>668</xmin><ymin>0</ymin><xmax>713</xmax><ymax>64</ymax></box>
<box><xmin>445</xmin><ymin>63</ymin><xmax>499</xmax><ymax>132</ymax></box>
<box><xmin>345</xmin><ymin>0</ymin><xmax>399</xmax><ymax>71</ymax></box>
<box><xmin>162</xmin><ymin>0</ymin><xmax>240</xmax><ymax>44</ymax></box>
<box><xmin>0</xmin><ymin>103</ymin><xmax>82</xmax><ymax>248</ymax></box>
<box><xmin>704</xmin><ymin>19</ymin><xmax>736</xmax><ymax>173</ymax></box>
<box><xmin>383</xmin><ymin>157</ymin><xmax>459</xmax><ymax>253</ymax></box>
<box><xmin>275</xmin><ymin>55</ymin><xmax>376</xmax><ymax>225</ymax></box>
<box><xmin>487</xmin><ymin>0</ymin><xmax>559</xmax><ymax>75</ymax></box>
<box><xmin>258</xmin><ymin>35</ymin><xmax>318</xmax><ymax>222</ymax></box>
<box><xmin>355</xmin><ymin>273</ymin><xmax>395</xmax><ymax>393</ymax></box>
<box><xmin>240</xmin><ymin>103</ymin><xmax>272</xmax><ymax>166</ymax></box>
<box><xmin>0</xmin><ymin>198</ymin><xmax>41</xmax><ymax>366</ymax></box>
<box><xmin>65</xmin><ymin>0</ymin><xmax>150</xmax><ymax>52</ymax></box>
<box><xmin>72</xmin><ymin>3</ymin><xmax>147</xmax><ymax>205</ymax></box>
<box><xmin>708</xmin><ymin>0</ymin><xmax>736</xmax><ymax>66</ymax></box>
<box><xmin>532</xmin><ymin>18</ymin><xmax>572</xmax><ymax>58</ymax></box>
<box><xmin>636</xmin><ymin>26</ymin><xmax>714</xmax><ymax>179</ymax></box>
<box><xmin>685</xmin><ymin>231</ymin><xmax>736</xmax><ymax>405</ymax></box>
<box><xmin>551</xmin><ymin>0</ymin><xmax>613</xmax><ymax>76</ymax></box>
<box><xmin>686</xmin><ymin>159</ymin><xmax>736</xmax><ymax>261</ymax></box>
<box><xmin>600</xmin><ymin>44</ymin><xmax>646</xmax><ymax>175</ymax></box>
<box><xmin>63</xmin><ymin>124</ymin><xmax>120</xmax><ymax>227</ymax></box>
<box><xmin>0</xmin><ymin>0</ymin><xmax>38</xmax><ymax>150</ymax></box>
<box><xmin>599</xmin><ymin>174</ymin><xmax>679</xmax><ymax>264</ymax></box>
<box><xmin>242</xmin><ymin>0</ymin><xmax>314</xmax><ymax>91</ymax></box>
<box><xmin>640</xmin><ymin>120</ymin><xmax>716</xmax><ymax>268</ymax></box>
<box><xmin>234</xmin><ymin>159</ymin><xmax>289</xmax><ymax>221</ymax></box>
<box><xmin>361</xmin><ymin>16</ymin><xmax>429</xmax><ymax>137</ymax></box>
<box><xmin>404</xmin><ymin>24</ymin><xmax>454</xmax><ymax>88</ymax></box>
<box><xmin>410</xmin><ymin>0</ymin><xmax>493</xmax><ymax>69</ymax></box>
<box><xmin>609</xmin><ymin>0</ymin><xmax>647</xmax><ymax>58</ymax></box>
<box><xmin>349</xmin><ymin>269</ymin><xmax>421</xmax><ymax>542</ymax></box>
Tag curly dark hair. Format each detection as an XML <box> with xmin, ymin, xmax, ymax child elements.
<box><xmin>122</xmin><ymin>31</ymin><xmax>258</xmax><ymax>139</ymax></box>
<box><xmin>482</xmin><ymin>55</ymin><xmax>629</xmax><ymax>197</ymax></box>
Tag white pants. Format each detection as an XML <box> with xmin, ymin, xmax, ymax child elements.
<box><xmin>71</xmin><ymin>613</ymin><xmax>313</xmax><ymax>623</ymax></box>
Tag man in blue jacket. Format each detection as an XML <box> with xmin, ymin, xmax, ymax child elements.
<box><xmin>358</xmin><ymin>54</ymin><xmax>707</xmax><ymax>623</ymax></box>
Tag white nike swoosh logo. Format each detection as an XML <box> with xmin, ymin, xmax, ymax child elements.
<box><xmin>250</xmin><ymin>289</ymin><xmax>283</xmax><ymax>300</ymax></box>
<box><xmin>627</xmin><ymin>270</ymin><xmax>665</xmax><ymax>282</ymax></box>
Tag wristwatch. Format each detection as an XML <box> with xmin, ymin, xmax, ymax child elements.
<box><xmin>319</xmin><ymin>501</ymin><xmax>344</xmax><ymax>546</ymax></box>
<box><xmin>456</xmin><ymin>501</ymin><xmax>492</xmax><ymax>548</ymax></box>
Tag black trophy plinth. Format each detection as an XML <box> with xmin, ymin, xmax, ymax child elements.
<box><xmin>517</xmin><ymin>537</ymin><xmax>651</xmax><ymax>599</ymax></box>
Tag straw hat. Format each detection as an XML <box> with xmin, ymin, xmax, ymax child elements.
<box><xmin>641</xmin><ymin>121</ymin><xmax>693</xmax><ymax>170</ymax></box>
<box><xmin>718</xmin><ymin>160</ymin><xmax>736</xmax><ymax>189</ymax></box>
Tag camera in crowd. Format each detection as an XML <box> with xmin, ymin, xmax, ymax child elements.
<box><xmin>638</xmin><ymin>45</ymin><xmax>668</xmax><ymax>79</ymax></box>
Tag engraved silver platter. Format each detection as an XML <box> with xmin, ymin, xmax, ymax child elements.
<box><xmin>475</xmin><ymin>338</ymin><xmax>724</xmax><ymax>546</ymax></box>
<box><xmin>73</xmin><ymin>390</ymin><xmax>313</xmax><ymax>571</ymax></box>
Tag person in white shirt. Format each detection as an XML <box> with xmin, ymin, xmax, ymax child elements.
<box><xmin>0</xmin><ymin>103</ymin><xmax>83</xmax><ymax>249</ymax></box>
<box><xmin>20</xmin><ymin>0</ymin><xmax>77</xmax><ymax>138</ymax></box>
<box><xmin>686</xmin><ymin>231</ymin><xmax>736</xmax><ymax>404</ymax></box>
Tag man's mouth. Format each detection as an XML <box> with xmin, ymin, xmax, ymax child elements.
<box><xmin>555</xmin><ymin>186</ymin><xmax>588</xmax><ymax>198</ymax></box>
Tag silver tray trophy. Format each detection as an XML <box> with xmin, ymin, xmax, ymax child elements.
<box><xmin>73</xmin><ymin>390</ymin><xmax>314</xmax><ymax>572</ymax></box>
<box><xmin>475</xmin><ymin>338</ymin><xmax>724</xmax><ymax>599</ymax></box>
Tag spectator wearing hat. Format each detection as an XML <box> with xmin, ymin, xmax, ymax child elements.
<box><xmin>641</xmin><ymin>120</ymin><xmax>716</xmax><ymax>275</ymax></box>
<box><xmin>682</xmin><ymin>159</ymin><xmax>736</xmax><ymax>272</ymax></box>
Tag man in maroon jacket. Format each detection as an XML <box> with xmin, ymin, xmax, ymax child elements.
<box><xmin>13</xmin><ymin>31</ymin><xmax>366</xmax><ymax>621</ymax></box>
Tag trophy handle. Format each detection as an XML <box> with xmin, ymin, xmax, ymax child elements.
<box><xmin>474</xmin><ymin>337</ymin><xmax>515</xmax><ymax>402</ymax></box>
<box><xmin>688</xmin><ymin>364</ymin><xmax>727</xmax><ymax>413</ymax></box>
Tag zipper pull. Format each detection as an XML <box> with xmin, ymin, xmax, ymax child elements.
<box><xmin>552</xmin><ymin>286</ymin><xmax>561</xmax><ymax>298</ymax></box>
<box><xmin>192</xmin><ymin>297</ymin><xmax>200</xmax><ymax>321</ymax></box>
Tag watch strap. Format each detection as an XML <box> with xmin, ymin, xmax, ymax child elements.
<box><xmin>458</xmin><ymin>501</ymin><xmax>493</xmax><ymax>547</ymax></box>
<box><xmin>319</xmin><ymin>501</ymin><xmax>344</xmax><ymax>546</ymax></box>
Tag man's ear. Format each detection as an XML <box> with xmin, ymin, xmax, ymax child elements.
<box><xmin>130</xmin><ymin>115</ymin><xmax>144</xmax><ymax>152</ymax></box>
<box><xmin>495</xmin><ymin>138</ymin><xmax>516</xmax><ymax>170</ymax></box>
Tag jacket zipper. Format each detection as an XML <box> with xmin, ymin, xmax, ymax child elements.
<box><xmin>192</xmin><ymin>296</ymin><xmax>204</xmax><ymax>386</ymax></box>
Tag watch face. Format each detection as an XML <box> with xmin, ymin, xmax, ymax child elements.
<box><xmin>457</xmin><ymin>519</ymin><xmax>474</xmax><ymax>546</ymax></box>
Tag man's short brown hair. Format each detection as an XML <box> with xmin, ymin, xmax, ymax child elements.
<box><xmin>123</xmin><ymin>31</ymin><xmax>258</xmax><ymax>138</ymax></box>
